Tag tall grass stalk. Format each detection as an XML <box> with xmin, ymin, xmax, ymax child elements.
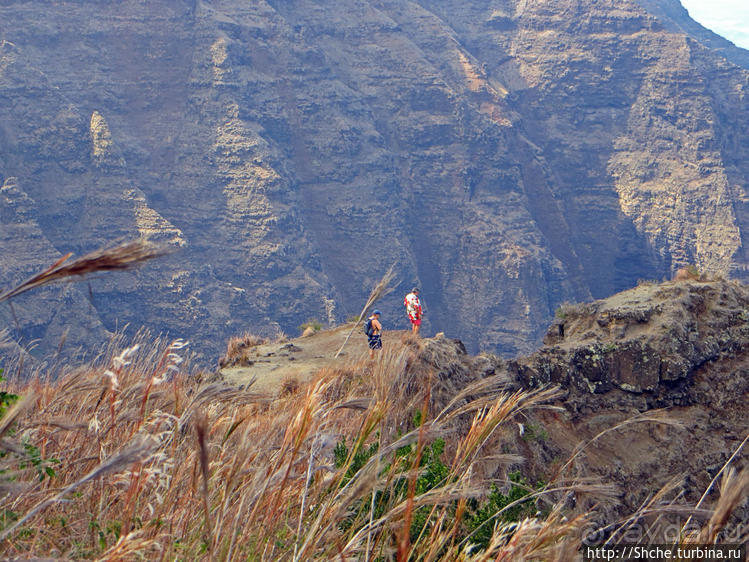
<box><xmin>334</xmin><ymin>265</ymin><xmax>396</xmax><ymax>358</ymax></box>
<box><xmin>0</xmin><ymin>332</ymin><xmax>743</xmax><ymax>559</ymax></box>
<box><xmin>0</xmin><ymin>239</ymin><xmax>172</xmax><ymax>303</ymax></box>
<box><xmin>680</xmin><ymin>432</ymin><xmax>748</xmax><ymax>535</ymax></box>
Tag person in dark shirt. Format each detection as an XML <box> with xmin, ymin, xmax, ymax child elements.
<box><xmin>367</xmin><ymin>310</ymin><xmax>382</xmax><ymax>359</ymax></box>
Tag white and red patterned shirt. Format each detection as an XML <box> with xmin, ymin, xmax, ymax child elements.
<box><xmin>404</xmin><ymin>292</ymin><xmax>422</xmax><ymax>318</ymax></box>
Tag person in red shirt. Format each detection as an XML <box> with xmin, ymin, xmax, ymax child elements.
<box><xmin>404</xmin><ymin>288</ymin><xmax>422</xmax><ymax>336</ymax></box>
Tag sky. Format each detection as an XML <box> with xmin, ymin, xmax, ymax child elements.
<box><xmin>680</xmin><ymin>0</ymin><xmax>749</xmax><ymax>50</ymax></box>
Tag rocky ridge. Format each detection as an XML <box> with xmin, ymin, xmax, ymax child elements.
<box><xmin>514</xmin><ymin>279</ymin><xmax>749</xmax><ymax>413</ymax></box>
<box><xmin>501</xmin><ymin>278</ymin><xmax>749</xmax><ymax>534</ymax></box>
<box><xmin>344</xmin><ymin>278</ymin><xmax>748</xmax><ymax>533</ymax></box>
<box><xmin>216</xmin><ymin>277</ymin><xmax>749</xmax><ymax>533</ymax></box>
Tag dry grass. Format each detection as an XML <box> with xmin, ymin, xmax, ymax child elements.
<box><xmin>219</xmin><ymin>332</ymin><xmax>269</xmax><ymax>368</ymax></box>
<box><xmin>0</xmin><ymin>334</ymin><xmax>743</xmax><ymax>560</ymax></box>
<box><xmin>300</xmin><ymin>326</ymin><xmax>316</xmax><ymax>338</ymax></box>
<box><xmin>0</xmin><ymin>246</ymin><xmax>743</xmax><ymax>558</ymax></box>
<box><xmin>673</xmin><ymin>266</ymin><xmax>701</xmax><ymax>282</ymax></box>
<box><xmin>0</xmin><ymin>239</ymin><xmax>172</xmax><ymax>304</ymax></box>
<box><xmin>280</xmin><ymin>375</ymin><xmax>301</xmax><ymax>397</ymax></box>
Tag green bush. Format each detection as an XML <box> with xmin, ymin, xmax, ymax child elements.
<box><xmin>521</xmin><ymin>423</ymin><xmax>548</xmax><ymax>443</ymax></box>
<box><xmin>465</xmin><ymin>471</ymin><xmax>544</xmax><ymax>550</ymax></box>
<box><xmin>0</xmin><ymin>369</ymin><xmax>18</xmax><ymax>418</ymax></box>
<box><xmin>333</xmin><ymin>434</ymin><xmax>450</xmax><ymax>541</ymax></box>
<box><xmin>0</xmin><ymin>369</ymin><xmax>58</xmax><ymax>484</ymax></box>
<box><xmin>298</xmin><ymin>319</ymin><xmax>323</xmax><ymax>333</ymax></box>
<box><xmin>333</xmin><ymin>424</ymin><xmax>545</xmax><ymax>553</ymax></box>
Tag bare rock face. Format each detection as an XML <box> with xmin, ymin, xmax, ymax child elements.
<box><xmin>1</xmin><ymin>1</ymin><xmax>749</xmax><ymax>361</ymax></box>
<box><xmin>514</xmin><ymin>279</ymin><xmax>749</xmax><ymax>408</ymax></box>
<box><xmin>506</xmin><ymin>279</ymin><xmax>749</xmax><ymax>533</ymax></box>
<box><xmin>0</xmin><ymin>177</ymin><xmax>110</xmax><ymax>359</ymax></box>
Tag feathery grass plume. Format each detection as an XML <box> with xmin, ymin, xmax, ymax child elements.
<box><xmin>446</xmin><ymin>386</ymin><xmax>564</xmax><ymax>476</ymax></box>
<box><xmin>1</xmin><ymin>328</ymin><xmax>731</xmax><ymax>559</ymax></box>
<box><xmin>556</xmin><ymin>409</ymin><xmax>684</xmax><ymax>477</ymax></box>
<box><xmin>689</xmin><ymin>467</ymin><xmax>749</xmax><ymax>545</ymax></box>
<box><xmin>295</xmin><ymin>371</ymin><xmax>575</xmax><ymax>559</ymax></box>
<box><xmin>341</xmin><ymin>481</ymin><xmax>484</xmax><ymax>557</ymax></box>
<box><xmin>335</xmin><ymin>264</ymin><xmax>397</xmax><ymax>358</ymax></box>
<box><xmin>0</xmin><ymin>238</ymin><xmax>173</xmax><ymax>303</ymax></box>
<box><xmin>464</xmin><ymin>505</ymin><xmax>587</xmax><ymax>561</ymax></box>
<box><xmin>97</xmin><ymin>529</ymin><xmax>162</xmax><ymax>560</ymax></box>
<box><xmin>0</xmin><ymin>393</ymin><xmax>32</xmax><ymax>439</ymax></box>
<box><xmin>0</xmin><ymin>433</ymin><xmax>161</xmax><ymax>541</ymax></box>
<box><xmin>605</xmin><ymin>466</ymin><xmax>749</xmax><ymax>550</ymax></box>
<box><xmin>195</xmin><ymin>410</ymin><xmax>213</xmax><ymax>557</ymax></box>
<box><xmin>603</xmin><ymin>475</ymin><xmax>686</xmax><ymax>545</ymax></box>
<box><xmin>240</xmin><ymin>376</ymin><xmax>333</xmax><ymax>556</ymax></box>
<box><xmin>397</xmin><ymin>393</ymin><xmax>430</xmax><ymax>560</ymax></box>
<box><xmin>0</xmin><ymin>395</ymin><xmax>35</xmax><ymax>499</ymax></box>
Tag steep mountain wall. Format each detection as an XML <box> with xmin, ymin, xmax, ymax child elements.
<box><xmin>1</xmin><ymin>1</ymin><xmax>749</xmax><ymax>360</ymax></box>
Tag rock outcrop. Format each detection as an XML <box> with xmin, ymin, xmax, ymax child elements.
<box><xmin>2</xmin><ymin>1</ymin><xmax>749</xmax><ymax>360</ymax></box>
<box><xmin>504</xmin><ymin>279</ymin><xmax>749</xmax><ymax>534</ymax></box>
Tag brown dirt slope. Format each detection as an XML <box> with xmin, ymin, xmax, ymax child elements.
<box><xmin>219</xmin><ymin>324</ymin><xmax>504</xmax><ymax>411</ymax></box>
<box><xmin>219</xmin><ymin>324</ymin><xmax>383</xmax><ymax>394</ymax></box>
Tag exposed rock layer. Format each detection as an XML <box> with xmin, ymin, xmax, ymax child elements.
<box><xmin>504</xmin><ymin>279</ymin><xmax>749</xmax><ymax>532</ymax></box>
<box><xmin>1</xmin><ymin>1</ymin><xmax>749</xmax><ymax>359</ymax></box>
<box><xmin>388</xmin><ymin>279</ymin><xmax>749</xmax><ymax>533</ymax></box>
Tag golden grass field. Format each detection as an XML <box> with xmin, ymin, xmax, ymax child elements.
<box><xmin>0</xmin><ymin>328</ymin><xmax>744</xmax><ymax>561</ymax></box>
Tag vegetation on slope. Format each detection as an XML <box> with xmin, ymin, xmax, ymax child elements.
<box><xmin>0</xmin><ymin>335</ymin><xmax>574</xmax><ymax>559</ymax></box>
<box><xmin>0</xmin><ymin>330</ymin><xmax>745</xmax><ymax>560</ymax></box>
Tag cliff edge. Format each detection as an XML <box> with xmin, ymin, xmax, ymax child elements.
<box><xmin>505</xmin><ymin>278</ymin><xmax>749</xmax><ymax>537</ymax></box>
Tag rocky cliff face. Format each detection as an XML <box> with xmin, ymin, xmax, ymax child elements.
<box><xmin>405</xmin><ymin>279</ymin><xmax>749</xmax><ymax>533</ymax></box>
<box><xmin>504</xmin><ymin>278</ymin><xmax>749</xmax><ymax>531</ymax></box>
<box><xmin>1</xmin><ymin>1</ymin><xmax>749</xmax><ymax>360</ymax></box>
<box><xmin>301</xmin><ymin>278</ymin><xmax>747</xmax><ymax>533</ymax></box>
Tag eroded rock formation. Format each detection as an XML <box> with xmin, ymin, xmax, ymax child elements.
<box><xmin>505</xmin><ymin>279</ymin><xmax>749</xmax><ymax>531</ymax></box>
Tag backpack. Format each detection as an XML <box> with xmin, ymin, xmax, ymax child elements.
<box><xmin>364</xmin><ymin>317</ymin><xmax>374</xmax><ymax>337</ymax></box>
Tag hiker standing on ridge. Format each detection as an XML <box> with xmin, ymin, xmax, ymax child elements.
<box><xmin>404</xmin><ymin>287</ymin><xmax>422</xmax><ymax>336</ymax></box>
<box><xmin>365</xmin><ymin>310</ymin><xmax>382</xmax><ymax>359</ymax></box>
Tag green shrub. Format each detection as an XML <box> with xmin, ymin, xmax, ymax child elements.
<box><xmin>333</xmin><ymin>432</ymin><xmax>545</xmax><ymax>554</ymax></box>
<box><xmin>686</xmin><ymin>264</ymin><xmax>701</xmax><ymax>278</ymax></box>
<box><xmin>334</xmin><ymin>438</ymin><xmax>380</xmax><ymax>485</ymax></box>
<box><xmin>521</xmin><ymin>423</ymin><xmax>548</xmax><ymax>443</ymax></box>
<box><xmin>298</xmin><ymin>319</ymin><xmax>323</xmax><ymax>333</ymax></box>
<box><xmin>18</xmin><ymin>440</ymin><xmax>59</xmax><ymax>482</ymax></box>
<box><xmin>333</xmin><ymin>434</ymin><xmax>450</xmax><ymax>541</ymax></box>
<box><xmin>465</xmin><ymin>471</ymin><xmax>545</xmax><ymax>550</ymax></box>
<box><xmin>0</xmin><ymin>369</ymin><xmax>18</xmax><ymax>418</ymax></box>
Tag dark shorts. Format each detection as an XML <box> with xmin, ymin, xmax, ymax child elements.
<box><xmin>368</xmin><ymin>334</ymin><xmax>382</xmax><ymax>350</ymax></box>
